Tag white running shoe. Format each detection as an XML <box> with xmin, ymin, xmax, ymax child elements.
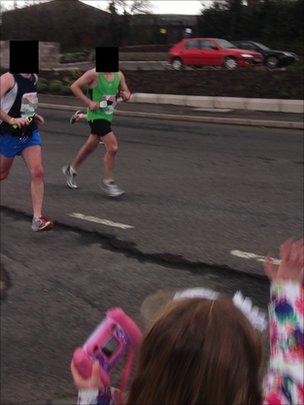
<box><xmin>102</xmin><ymin>180</ymin><xmax>125</xmax><ymax>197</ymax></box>
<box><xmin>62</xmin><ymin>165</ymin><xmax>78</xmax><ymax>189</ymax></box>
<box><xmin>70</xmin><ymin>110</ymin><xmax>85</xmax><ymax>124</ymax></box>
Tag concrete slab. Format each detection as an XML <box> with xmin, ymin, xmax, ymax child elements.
<box><xmin>185</xmin><ymin>96</ymin><xmax>214</xmax><ymax>108</ymax></box>
<box><xmin>246</xmin><ymin>98</ymin><xmax>280</xmax><ymax>112</ymax></box>
<box><xmin>158</xmin><ymin>94</ymin><xmax>187</xmax><ymax>106</ymax></box>
<box><xmin>280</xmin><ymin>100</ymin><xmax>304</xmax><ymax>114</ymax></box>
<box><xmin>192</xmin><ymin>108</ymin><xmax>233</xmax><ymax>113</ymax></box>
<box><xmin>214</xmin><ymin>97</ymin><xmax>248</xmax><ymax>110</ymax></box>
<box><xmin>131</xmin><ymin>93</ymin><xmax>159</xmax><ymax>103</ymax></box>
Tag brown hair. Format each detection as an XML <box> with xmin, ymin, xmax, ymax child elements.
<box><xmin>127</xmin><ymin>297</ymin><xmax>263</xmax><ymax>405</ymax></box>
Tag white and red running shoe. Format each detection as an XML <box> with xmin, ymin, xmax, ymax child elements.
<box><xmin>32</xmin><ymin>216</ymin><xmax>54</xmax><ymax>232</ymax></box>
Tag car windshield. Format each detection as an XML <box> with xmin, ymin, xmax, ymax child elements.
<box><xmin>217</xmin><ymin>39</ymin><xmax>236</xmax><ymax>49</ymax></box>
<box><xmin>254</xmin><ymin>42</ymin><xmax>270</xmax><ymax>51</ymax></box>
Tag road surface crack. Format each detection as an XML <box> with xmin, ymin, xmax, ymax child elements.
<box><xmin>1</xmin><ymin>205</ymin><xmax>267</xmax><ymax>284</ymax></box>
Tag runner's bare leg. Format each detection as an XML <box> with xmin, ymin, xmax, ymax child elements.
<box><xmin>102</xmin><ymin>132</ymin><xmax>118</xmax><ymax>180</ymax></box>
<box><xmin>71</xmin><ymin>134</ymin><xmax>100</xmax><ymax>170</ymax></box>
<box><xmin>0</xmin><ymin>155</ymin><xmax>14</xmax><ymax>181</ymax></box>
<box><xmin>22</xmin><ymin>145</ymin><xmax>44</xmax><ymax>218</ymax></box>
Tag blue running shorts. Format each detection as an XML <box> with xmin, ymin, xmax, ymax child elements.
<box><xmin>0</xmin><ymin>129</ymin><xmax>41</xmax><ymax>158</ymax></box>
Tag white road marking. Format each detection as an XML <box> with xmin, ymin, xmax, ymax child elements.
<box><xmin>69</xmin><ymin>213</ymin><xmax>134</xmax><ymax>230</ymax></box>
<box><xmin>231</xmin><ymin>250</ymin><xmax>280</xmax><ymax>265</ymax></box>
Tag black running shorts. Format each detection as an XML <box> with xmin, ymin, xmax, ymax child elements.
<box><xmin>88</xmin><ymin>119</ymin><xmax>112</xmax><ymax>137</ymax></box>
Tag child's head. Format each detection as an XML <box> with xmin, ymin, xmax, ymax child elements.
<box><xmin>128</xmin><ymin>296</ymin><xmax>263</xmax><ymax>405</ymax></box>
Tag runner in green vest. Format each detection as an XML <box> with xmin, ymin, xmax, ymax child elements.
<box><xmin>62</xmin><ymin>69</ymin><xmax>131</xmax><ymax>197</ymax></box>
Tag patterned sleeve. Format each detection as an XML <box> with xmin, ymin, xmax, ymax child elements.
<box><xmin>77</xmin><ymin>388</ymin><xmax>117</xmax><ymax>405</ymax></box>
<box><xmin>77</xmin><ymin>389</ymin><xmax>99</xmax><ymax>405</ymax></box>
<box><xmin>263</xmin><ymin>281</ymin><xmax>304</xmax><ymax>404</ymax></box>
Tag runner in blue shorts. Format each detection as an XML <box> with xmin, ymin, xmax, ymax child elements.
<box><xmin>0</xmin><ymin>72</ymin><xmax>53</xmax><ymax>231</ymax></box>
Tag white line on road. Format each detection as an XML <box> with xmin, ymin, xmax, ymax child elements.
<box><xmin>69</xmin><ymin>213</ymin><xmax>134</xmax><ymax>230</ymax></box>
<box><xmin>231</xmin><ymin>250</ymin><xmax>280</xmax><ymax>265</ymax></box>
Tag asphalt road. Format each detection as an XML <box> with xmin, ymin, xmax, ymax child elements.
<box><xmin>1</xmin><ymin>110</ymin><xmax>303</xmax><ymax>404</ymax></box>
<box><xmin>2</xmin><ymin>109</ymin><xmax>303</xmax><ymax>275</ymax></box>
<box><xmin>1</xmin><ymin>209</ymin><xmax>271</xmax><ymax>405</ymax></box>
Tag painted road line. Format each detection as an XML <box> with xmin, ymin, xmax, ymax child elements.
<box><xmin>231</xmin><ymin>250</ymin><xmax>280</xmax><ymax>265</ymax></box>
<box><xmin>69</xmin><ymin>213</ymin><xmax>134</xmax><ymax>230</ymax></box>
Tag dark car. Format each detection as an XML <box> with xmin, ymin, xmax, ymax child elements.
<box><xmin>168</xmin><ymin>38</ymin><xmax>262</xmax><ymax>70</ymax></box>
<box><xmin>233</xmin><ymin>41</ymin><xmax>299</xmax><ymax>69</ymax></box>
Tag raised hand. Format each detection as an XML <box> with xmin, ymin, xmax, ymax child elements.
<box><xmin>264</xmin><ymin>238</ymin><xmax>304</xmax><ymax>284</ymax></box>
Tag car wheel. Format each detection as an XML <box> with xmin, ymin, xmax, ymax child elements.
<box><xmin>171</xmin><ymin>58</ymin><xmax>183</xmax><ymax>70</ymax></box>
<box><xmin>224</xmin><ymin>57</ymin><xmax>238</xmax><ymax>70</ymax></box>
<box><xmin>265</xmin><ymin>56</ymin><xmax>279</xmax><ymax>69</ymax></box>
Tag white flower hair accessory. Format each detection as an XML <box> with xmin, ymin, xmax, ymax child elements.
<box><xmin>174</xmin><ymin>287</ymin><xmax>219</xmax><ymax>301</ymax></box>
<box><xmin>173</xmin><ymin>288</ymin><xmax>267</xmax><ymax>332</ymax></box>
<box><xmin>232</xmin><ymin>291</ymin><xmax>267</xmax><ymax>332</ymax></box>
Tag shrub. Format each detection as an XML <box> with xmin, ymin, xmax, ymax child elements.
<box><xmin>62</xmin><ymin>76</ymin><xmax>72</xmax><ymax>86</ymax></box>
<box><xmin>60</xmin><ymin>50</ymin><xmax>91</xmax><ymax>63</ymax></box>
<box><xmin>61</xmin><ymin>85</ymin><xmax>71</xmax><ymax>95</ymax></box>
<box><xmin>61</xmin><ymin>53</ymin><xmax>73</xmax><ymax>63</ymax></box>
<box><xmin>70</xmin><ymin>69</ymin><xmax>82</xmax><ymax>79</ymax></box>
<box><xmin>37</xmin><ymin>82</ymin><xmax>48</xmax><ymax>93</ymax></box>
<box><xmin>49</xmin><ymin>80</ymin><xmax>63</xmax><ymax>92</ymax></box>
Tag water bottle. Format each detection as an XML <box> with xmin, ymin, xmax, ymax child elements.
<box><xmin>9</xmin><ymin>115</ymin><xmax>35</xmax><ymax>137</ymax></box>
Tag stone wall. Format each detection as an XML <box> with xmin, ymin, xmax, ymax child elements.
<box><xmin>0</xmin><ymin>41</ymin><xmax>60</xmax><ymax>70</ymax></box>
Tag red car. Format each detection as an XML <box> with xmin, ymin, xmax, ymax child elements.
<box><xmin>169</xmin><ymin>38</ymin><xmax>263</xmax><ymax>70</ymax></box>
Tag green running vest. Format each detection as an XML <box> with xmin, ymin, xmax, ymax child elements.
<box><xmin>87</xmin><ymin>72</ymin><xmax>121</xmax><ymax>123</ymax></box>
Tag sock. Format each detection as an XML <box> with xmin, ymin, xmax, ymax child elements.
<box><xmin>70</xmin><ymin>165</ymin><xmax>77</xmax><ymax>174</ymax></box>
<box><xmin>103</xmin><ymin>179</ymin><xmax>114</xmax><ymax>185</ymax></box>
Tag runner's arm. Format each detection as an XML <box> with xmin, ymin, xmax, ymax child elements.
<box><xmin>119</xmin><ymin>71</ymin><xmax>131</xmax><ymax>100</ymax></box>
<box><xmin>70</xmin><ymin>70</ymin><xmax>98</xmax><ymax>108</ymax></box>
<box><xmin>35</xmin><ymin>114</ymin><xmax>45</xmax><ymax>125</ymax></box>
<box><xmin>0</xmin><ymin>72</ymin><xmax>17</xmax><ymax>124</ymax></box>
